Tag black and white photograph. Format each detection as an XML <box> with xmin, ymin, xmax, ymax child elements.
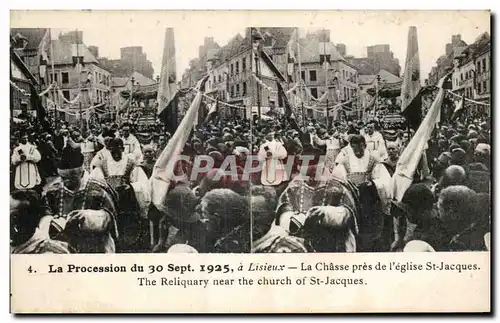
<box><xmin>9</xmin><ymin>10</ymin><xmax>491</xmax><ymax>256</ymax></box>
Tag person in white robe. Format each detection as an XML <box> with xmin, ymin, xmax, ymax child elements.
<box><xmin>90</xmin><ymin>138</ymin><xmax>151</xmax><ymax>252</ymax></box>
<box><xmin>80</xmin><ymin>130</ymin><xmax>98</xmax><ymax>172</ymax></box>
<box><xmin>118</xmin><ymin>123</ymin><xmax>143</xmax><ymax>163</ymax></box>
<box><xmin>11</xmin><ymin>133</ymin><xmax>42</xmax><ymax>190</ymax></box>
<box><xmin>258</xmin><ymin>133</ymin><xmax>288</xmax><ymax>186</ymax></box>
<box><xmin>312</xmin><ymin>129</ymin><xmax>342</xmax><ymax>172</ymax></box>
<box><xmin>364</xmin><ymin>122</ymin><xmax>388</xmax><ymax>161</ymax></box>
<box><xmin>333</xmin><ymin>135</ymin><xmax>392</xmax><ymax>251</ymax></box>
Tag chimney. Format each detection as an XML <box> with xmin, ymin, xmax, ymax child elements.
<box><xmin>445</xmin><ymin>43</ymin><xmax>453</xmax><ymax>56</ymax></box>
<box><xmin>335</xmin><ymin>43</ymin><xmax>347</xmax><ymax>57</ymax></box>
<box><xmin>451</xmin><ymin>34</ymin><xmax>462</xmax><ymax>46</ymax></box>
<box><xmin>88</xmin><ymin>45</ymin><xmax>99</xmax><ymax>58</ymax></box>
<box><xmin>204</xmin><ymin>37</ymin><xmax>214</xmax><ymax>46</ymax></box>
<box><xmin>59</xmin><ymin>30</ymin><xmax>84</xmax><ymax>43</ymax></box>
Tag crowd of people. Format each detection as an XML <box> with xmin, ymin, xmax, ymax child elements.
<box><xmin>10</xmin><ymin>102</ymin><xmax>491</xmax><ymax>254</ymax></box>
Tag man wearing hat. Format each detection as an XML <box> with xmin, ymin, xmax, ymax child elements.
<box><xmin>38</xmin><ymin>142</ymin><xmax>119</xmax><ymax>253</ymax></box>
<box><xmin>11</xmin><ymin>131</ymin><xmax>42</xmax><ymax>191</ymax></box>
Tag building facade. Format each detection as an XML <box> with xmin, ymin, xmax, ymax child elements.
<box><xmin>48</xmin><ymin>32</ymin><xmax>112</xmax><ymax>124</ymax></box>
<box><xmin>295</xmin><ymin>29</ymin><xmax>359</xmax><ymax>119</ymax></box>
<box><xmin>427</xmin><ymin>34</ymin><xmax>468</xmax><ymax>86</ymax></box>
<box><xmin>346</xmin><ymin>44</ymin><xmax>400</xmax><ymax>77</ymax></box>
<box><xmin>473</xmin><ymin>35</ymin><xmax>491</xmax><ymax>104</ymax></box>
<box><xmin>449</xmin><ymin>32</ymin><xmax>490</xmax><ymax>110</ymax></box>
<box><xmin>181</xmin><ymin>28</ymin><xmax>297</xmax><ymax>119</ymax></box>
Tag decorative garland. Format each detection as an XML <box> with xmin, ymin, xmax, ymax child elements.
<box><xmin>252</xmin><ymin>73</ymin><xmax>278</xmax><ymax>94</ymax></box>
<box><xmin>303</xmin><ymin>86</ymin><xmax>329</xmax><ymax>102</ymax></box>
<box><xmin>446</xmin><ymin>89</ymin><xmax>490</xmax><ymax>106</ymax></box>
<box><xmin>10</xmin><ymin>80</ymin><xmax>56</xmax><ymax>97</ymax></box>
<box><xmin>57</xmin><ymin>87</ymin><xmax>81</xmax><ymax>105</ymax></box>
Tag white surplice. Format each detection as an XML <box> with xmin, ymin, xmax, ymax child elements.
<box><xmin>119</xmin><ymin>134</ymin><xmax>143</xmax><ymax>163</ymax></box>
<box><xmin>258</xmin><ymin>140</ymin><xmax>288</xmax><ymax>186</ymax></box>
<box><xmin>333</xmin><ymin>145</ymin><xmax>392</xmax><ymax>214</ymax></box>
<box><xmin>91</xmin><ymin>154</ymin><xmax>151</xmax><ymax>219</ymax></box>
<box><xmin>364</xmin><ymin>131</ymin><xmax>388</xmax><ymax>161</ymax></box>
<box><xmin>11</xmin><ymin>143</ymin><xmax>42</xmax><ymax>190</ymax></box>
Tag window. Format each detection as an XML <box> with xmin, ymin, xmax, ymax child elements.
<box><xmin>477</xmin><ymin>82</ymin><xmax>482</xmax><ymax>94</ymax></box>
<box><xmin>213</xmin><ymin>75</ymin><xmax>217</xmax><ymax>83</ymax></box>
<box><xmin>460</xmin><ymin>73</ymin><xmax>463</xmax><ymax>81</ymax></box>
<box><xmin>236</xmin><ymin>84</ymin><xmax>240</xmax><ymax>96</ymax></box>
<box><xmin>242</xmin><ymin>57</ymin><xmax>246</xmax><ymax>71</ymax></box>
<box><xmin>50</xmin><ymin>73</ymin><xmax>58</xmax><ymax>83</ymax></box>
<box><xmin>477</xmin><ymin>61</ymin><xmax>481</xmax><ymax>72</ymax></box>
<box><xmin>231</xmin><ymin>85</ymin><xmax>235</xmax><ymax>97</ymax></box>
<box><xmin>309</xmin><ymin>70</ymin><xmax>317</xmax><ymax>82</ymax></box>
<box><xmin>310</xmin><ymin>87</ymin><xmax>318</xmax><ymax>99</ymax></box>
<box><xmin>230</xmin><ymin>64</ymin><xmax>234</xmax><ymax>75</ymax></box>
<box><xmin>301</xmin><ymin>71</ymin><xmax>305</xmax><ymax>81</ymax></box>
<box><xmin>483</xmin><ymin>58</ymin><xmax>487</xmax><ymax>72</ymax></box>
<box><xmin>63</xmin><ymin>90</ymin><xmax>70</xmax><ymax>100</ymax></box>
<box><xmin>62</xmin><ymin>72</ymin><xmax>69</xmax><ymax>84</ymax></box>
<box><xmin>483</xmin><ymin>81</ymin><xmax>487</xmax><ymax>93</ymax></box>
<box><xmin>236</xmin><ymin>61</ymin><xmax>239</xmax><ymax>74</ymax></box>
<box><xmin>218</xmin><ymin>75</ymin><xmax>221</xmax><ymax>83</ymax></box>
<box><xmin>242</xmin><ymin>82</ymin><xmax>247</xmax><ymax>96</ymax></box>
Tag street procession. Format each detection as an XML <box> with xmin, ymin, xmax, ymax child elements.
<box><xmin>10</xmin><ymin>23</ymin><xmax>491</xmax><ymax>255</ymax></box>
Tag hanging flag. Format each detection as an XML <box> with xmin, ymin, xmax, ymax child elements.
<box><xmin>71</xmin><ymin>31</ymin><xmax>85</xmax><ymax>68</ymax></box>
<box><xmin>204</xmin><ymin>99</ymin><xmax>219</xmax><ymax>124</ymax></box>
<box><xmin>392</xmin><ymin>74</ymin><xmax>448</xmax><ymax>202</ymax></box>
<box><xmin>151</xmin><ymin>76</ymin><xmax>208</xmax><ymax>213</ymax></box>
<box><xmin>451</xmin><ymin>96</ymin><xmax>464</xmax><ymax>120</ymax></box>
<box><xmin>156</xmin><ymin>28</ymin><xmax>177</xmax><ymax>129</ymax></box>
<box><xmin>286</xmin><ymin>29</ymin><xmax>297</xmax><ymax>81</ymax></box>
<box><xmin>277</xmin><ymin>82</ymin><xmax>301</xmax><ymax>132</ymax></box>
<box><xmin>85</xmin><ymin>71</ymin><xmax>92</xmax><ymax>85</ymax></box>
<box><xmin>38</xmin><ymin>29</ymin><xmax>50</xmax><ymax>85</ymax></box>
<box><xmin>30</xmin><ymin>84</ymin><xmax>51</xmax><ymax>132</ymax></box>
<box><xmin>400</xmin><ymin>26</ymin><xmax>422</xmax><ymax>129</ymax></box>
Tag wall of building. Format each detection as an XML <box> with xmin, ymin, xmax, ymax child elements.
<box><xmin>474</xmin><ymin>50</ymin><xmax>490</xmax><ymax>101</ymax></box>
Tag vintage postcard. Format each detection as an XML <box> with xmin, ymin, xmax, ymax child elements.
<box><xmin>9</xmin><ymin>10</ymin><xmax>491</xmax><ymax>313</ymax></box>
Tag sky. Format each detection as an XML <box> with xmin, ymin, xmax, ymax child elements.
<box><xmin>12</xmin><ymin>10</ymin><xmax>490</xmax><ymax>81</ymax></box>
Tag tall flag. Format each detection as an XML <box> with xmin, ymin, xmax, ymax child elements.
<box><xmin>156</xmin><ymin>28</ymin><xmax>177</xmax><ymax>129</ymax></box>
<box><xmin>451</xmin><ymin>96</ymin><xmax>464</xmax><ymax>120</ymax></box>
<box><xmin>151</xmin><ymin>76</ymin><xmax>208</xmax><ymax>213</ymax></box>
<box><xmin>71</xmin><ymin>31</ymin><xmax>85</xmax><ymax>68</ymax></box>
<box><xmin>38</xmin><ymin>29</ymin><xmax>50</xmax><ymax>85</ymax></box>
<box><xmin>392</xmin><ymin>74</ymin><xmax>448</xmax><ymax>202</ymax></box>
<box><xmin>400</xmin><ymin>26</ymin><xmax>422</xmax><ymax>130</ymax></box>
<box><xmin>286</xmin><ymin>29</ymin><xmax>297</xmax><ymax>81</ymax></box>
